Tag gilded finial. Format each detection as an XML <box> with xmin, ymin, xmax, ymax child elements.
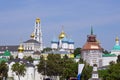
<box><xmin>36</xmin><ymin>18</ymin><xmax>40</xmax><ymax>23</ymax></box>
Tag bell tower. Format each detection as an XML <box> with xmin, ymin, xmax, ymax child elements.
<box><xmin>34</xmin><ymin>18</ymin><xmax>43</xmax><ymax>51</ymax></box>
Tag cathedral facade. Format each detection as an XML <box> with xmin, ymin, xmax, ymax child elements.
<box><xmin>51</xmin><ymin>29</ymin><xmax>74</xmax><ymax>53</ymax></box>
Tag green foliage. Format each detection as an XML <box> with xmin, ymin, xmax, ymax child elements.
<box><xmin>0</xmin><ymin>61</ymin><xmax>8</xmax><ymax>80</ymax></box>
<box><xmin>102</xmin><ymin>49</ymin><xmax>110</xmax><ymax>54</ymax></box>
<box><xmin>37</xmin><ymin>55</ymin><xmax>46</xmax><ymax>75</ymax></box>
<box><xmin>61</xmin><ymin>58</ymin><xmax>78</xmax><ymax>80</ymax></box>
<box><xmin>98</xmin><ymin>63</ymin><xmax>120</xmax><ymax>80</ymax></box>
<box><xmin>11</xmin><ymin>62</ymin><xmax>26</xmax><ymax>80</ymax></box>
<box><xmin>46</xmin><ymin>54</ymin><xmax>62</xmax><ymax>76</ymax></box>
<box><xmin>73</xmin><ymin>48</ymin><xmax>81</xmax><ymax>57</ymax></box>
<box><xmin>98</xmin><ymin>69</ymin><xmax>110</xmax><ymax>80</ymax></box>
<box><xmin>78</xmin><ymin>58</ymin><xmax>92</xmax><ymax>80</ymax></box>
<box><xmin>81</xmin><ymin>64</ymin><xmax>92</xmax><ymax>80</ymax></box>
<box><xmin>37</xmin><ymin>54</ymin><xmax>78</xmax><ymax>79</ymax></box>
<box><xmin>24</xmin><ymin>56</ymin><xmax>33</xmax><ymax>63</ymax></box>
<box><xmin>117</xmin><ymin>55</ymin><xmax>120</xmax><ymax>63</ymax></box>
<box><xmin>42</xmin><ymin>47</ymin><xmax>52</xmax><ymax>53</ymax></box>
<box><xmin>9</xmin><ymin>55</ymin><xmax>14</xmax><ymax>60</ymax></box>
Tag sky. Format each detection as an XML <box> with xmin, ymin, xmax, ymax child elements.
<box><xmin>0</xmin><ymin>0</ymin><xmax>120</xmax><ymax>51</ymax></box>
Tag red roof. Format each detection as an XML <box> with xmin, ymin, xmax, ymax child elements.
<box><xmin>82</xmin><ymin>42</ymin><xmax>102</xmax><ymax>50</ymax></box>
<box><xmin>82</xmin><ymin>34</ymin><xmax>102</xmax><ymax>51</ymax></box>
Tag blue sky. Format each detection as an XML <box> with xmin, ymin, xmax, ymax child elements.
<box><xmin>0</xmin><ymin>0</ymin><xmax>120</xmax><ymax>51</ymax></box>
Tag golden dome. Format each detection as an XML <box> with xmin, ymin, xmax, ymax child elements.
<box><xmin>116</xmin><ymin>37</ymin><xmax>119</xmax><ymax>41</ymax></box>
<box><xmin>59</xmin><ymin>31</ymin><xmax>66</xmax><ymax>39</ymax></box>
<box><xmin>36</xmin><ymin>18</ymin><xmax>40</xmax><ymax>23</ymax></box>
<box><xmin>30</xmin><ymin>33</ymin><xmax>35</xmax><ymax>39</ymax></box>
<box><xmin>18</xmin><ymin>44</ymin><xmax>24</xmax><ymax>53</ymax></box>
<box><xmin>69</xmin><ymin>54</ymin><xmax>74</xmax><ymax>58</ymax></box>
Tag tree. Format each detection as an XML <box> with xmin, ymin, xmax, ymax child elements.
<box><xmin>98</xmin><ymin>63</ymin><xmax>120</xmax><ymax>80</ymax></box>
<box><xmin>37</xmin><ymin>55</ymin><xmax>46</xmax><ymax>75</ymax></box>
<box><xmin>98</xmin><ymin>69</ymin><xmax>109</xmax><ymax>80</ymax></box>
<box><xmin>24</xmin><ymin>56</ymin><xmax>33</xmax><ymax>63</ymax></box>
<box><xmin>78</xmin><ymin>58</ymin><xmax>92</xmax><ymax>80</ymax></box>
<box><xmin>81</xmin><ymin>64</ymin><xmax>92</xmax><ymax>80</ymax></box>
<box><xmin>102</xmin><ymin>49</ymin><xmax>110</xmax><ymax>54</ymax></box>
<box><xmin>73</xmin><ymin>48</ymin><xmax>81</xmax><ymax>57</ymax></box>
<box><xmin>11</xmin><ymin>62</ymin><xmax>26</xmax><ymax>80</ymax></box>
<box><xmin>42</xmin><ymin>47</ymin><xmax>52</xmax><ymax>53</ymax></box>
<box><xmin>46</xmin><ymin>54</ymin><xmax>62</xmax><ymax>76</ymax></box>
<box><xmin>9</xmin><ymin>55</ymin><xmax>14</xmax><ymax>60</ymax></box>
<box><xmin>61</xmin><ymin>58</ymin><xmax>78</xmax><ymax>80</ymax></box>
<box><xmin>117</xmin><ymin>55</ymin><xmax>120</xmax><ymax>63</ymax></box>
<box><xmin>0</xmin><ymin>61</ymin><xmax>8</xmax><ymax>80</ymax></box>
<box><xmin>37</xmin><ymin>54</ymin><xmax>78</xmax><ymax>80</ymax></box>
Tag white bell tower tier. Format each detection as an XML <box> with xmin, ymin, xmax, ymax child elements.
<box><xmin>34</xmin><ymin>18</ymin><xmax>43</xmax><ymax>51</ymax></box>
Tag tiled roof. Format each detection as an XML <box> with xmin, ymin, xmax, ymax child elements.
<box><xmin>102</xmin><ymin>53</ymin><xmax>117</xmax><ymax>57</ymax></box>
<box><xmin>82</xmin><ymin>42</ymin><xmax>102</xmax><ymax>50</ymax></box>
<box><xmin>24</xmin><ymin>39</ymin><xmax>40</xmax><ymax>44</ymax></box>
<box><xmin>0</xmin><ymin>45</ymin><xmax>19</xmax><ymax>51</ymax></box>
<box><xmin>33</xmin><ymin>51</ymin><xmax>41</xmax><ymax>55</ymax></box>
<box><xmin>0</xmin><ymin>58</ymin><xmax>8</xmax><ymax>63</ymax></box>
<box><xmin>3</xmin><ymin>50</ymin><xmax>11</xmax><ymax>56</ymax></box>
<box><xmin>8</xmin><ymin>58</ymin><xmax>34</xmax><ymax>67</ymax></box>
<box><xmin>45</xmin><ymin>50</ymin><xmax>69</xmax><ymax>54</ymax></box>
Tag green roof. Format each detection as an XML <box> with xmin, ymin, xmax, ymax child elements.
<box><xmin>3</xmin><ymin>50</ymin><xmax>11</xmax><ymax>56</ymax></box>
<box><xmin>102</xmin><ymin>53</ymin><xmax>117</xmax><ymax>57</ymax></box>
<box><xmin>112</xmin><ymin>45</ymin><xmax>120</xmax><ymax>50</ymax></box>
<box><xmin>75</xmin><ymin>54</ymin><xmax>81</xmax><ymax>59</ymax></box>
<box><xmin>0</xmin><ymin>58</ymin><xmax>8</xmax><ymax>63</ymax></box>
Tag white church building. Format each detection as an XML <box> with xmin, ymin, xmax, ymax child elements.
<box><xmin>7</xmin><ymin>43</ymin><xmax>43</xmax><ymax>80</ymax></box>
<box><xmin>51</xmin><ymin>28</ymin><xmax>74</xmax><ymax>53</ymax></box>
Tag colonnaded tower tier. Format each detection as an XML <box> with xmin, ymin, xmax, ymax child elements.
<box><xmin>81</xmin><ymin>27</ymin><xmax>103</xmax><ymax>67</ymax></box>
<box><xmin>33</xmin><ymin>18</ymin><xmax>43</xmax><ymax>51</ymax></box>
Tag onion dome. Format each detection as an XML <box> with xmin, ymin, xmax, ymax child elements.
<box><xmin>68</xmin><ymin>39</ymin><xmax>74</xmax><ymax>44</ymax></box>
<box><xmin>30</xmin><ymin>32</ymin><xmax>35</xmax><ymax>39</ymax></box>
<box><xmin>112</xmin><ymin>45</ymin><xmax>120</xmax><ymax>50</ymax></box>
<box><xmin>36</xmin><ymin>18</ymin><xmax>40</xmax><ymax>23</ymax></box>
<box><xmin>62</xmin><ymin>37</ymin><xmax>68</xmax><ymax>43</ymax></box>
<box><xmin>51</xmin><ymin>38</ymin><xmax>59</xmax><ymax>43</ymax></box>
<box><xmin>112</xmin><ymin>37</ymin><xmax>120</xmax><ymax>50</ymax></box>
<box><xmin>59</xmin><ymin>31</ymin><xmax>66</xmax><ymax>39</ymax></box>
<box><xmin>18</xmin><ymin>44</ymin><xmax>24</xmax><ymax>53</ymax></box>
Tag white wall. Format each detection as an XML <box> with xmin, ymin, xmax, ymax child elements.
<box><xmin>102</xmin><ymin>56</ymin><xmax>117</xmax><ymax>66</ymax></box>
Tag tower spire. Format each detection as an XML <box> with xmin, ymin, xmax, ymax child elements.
<box><xmin>62</xmin><ymin>25</ymin><xmax>64</xmax><ymax>32</ymax></box>
<box><xmin>91</xmin><ymin>26</ymin><xmax>93</xmax><ymax>35</ymax></box>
